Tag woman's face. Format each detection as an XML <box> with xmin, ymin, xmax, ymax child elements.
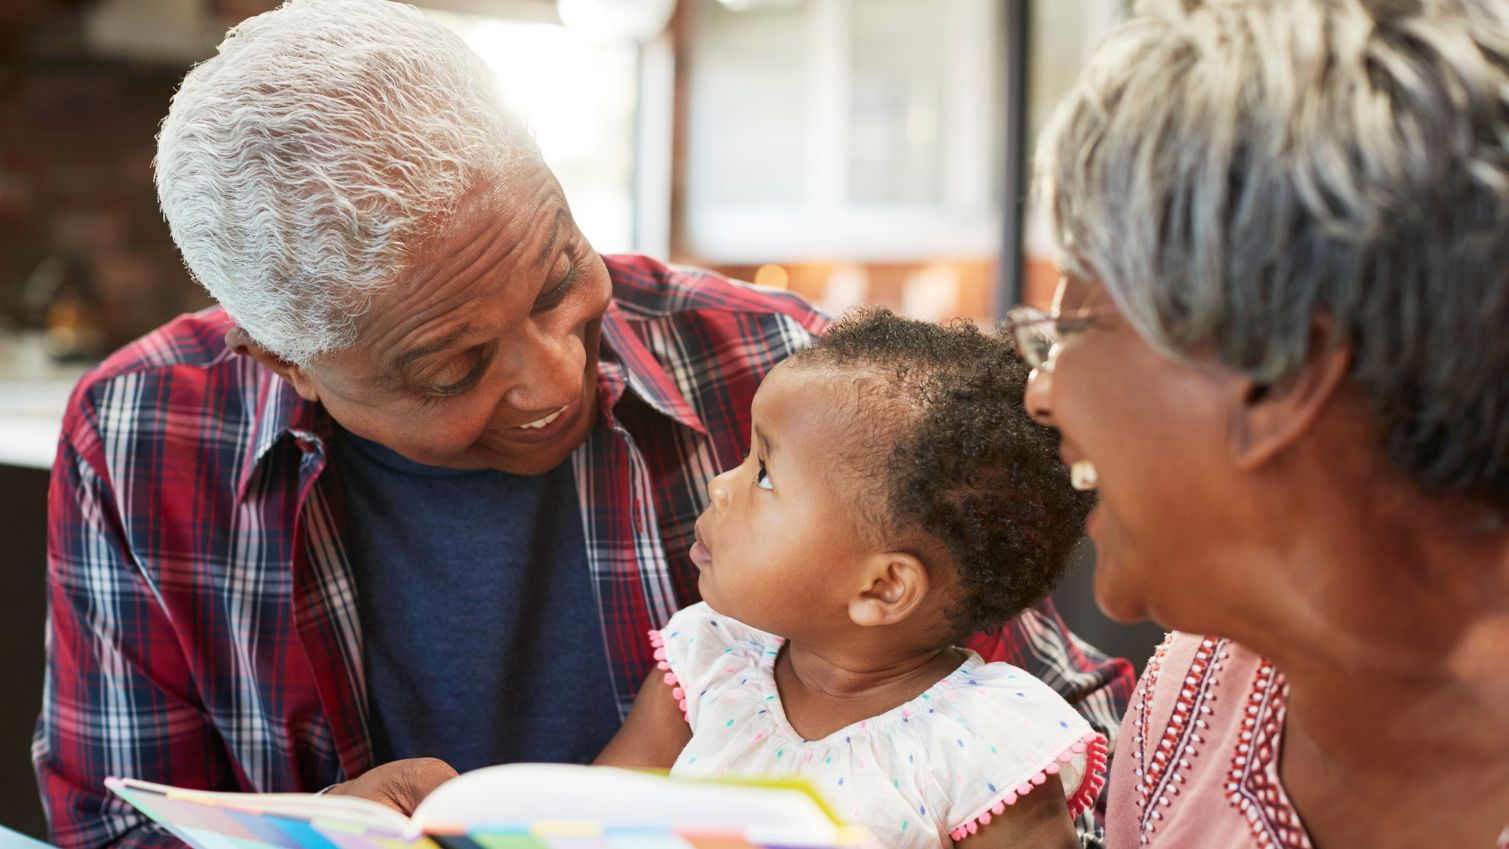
<box><xmin>1023</xmin><ymin>275</ymin><xmax>1252</xmax><ymax>629</ymax></box>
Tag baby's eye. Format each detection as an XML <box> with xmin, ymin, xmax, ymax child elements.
<box><xmin>755</xmin><ymin>459</ymin><xmax>774</xmax><ymax>491</ymax></box>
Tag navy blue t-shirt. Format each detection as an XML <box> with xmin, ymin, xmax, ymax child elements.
<box><xmin>332</xmin><ymin>428</ymin><xmax>622</xmax><ymax>772</ymax></box>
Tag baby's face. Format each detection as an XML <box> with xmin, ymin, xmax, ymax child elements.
<box><xmin>691</xmin><ymin>361</ymin><xmax>875</xmax><ymax>638</ymax></box>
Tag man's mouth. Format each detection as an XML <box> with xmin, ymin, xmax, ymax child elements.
<box><xmin>496</xmin><ymin>392</ymin><xmax>585</xmax><ymax>446</ymax></box>
<box><xmin>515</xmin><ymin>406</ymin><xmax>568</xmax><ymax>430</ymax></box>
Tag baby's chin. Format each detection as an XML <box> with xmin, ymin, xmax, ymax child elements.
<box><xmin>695</xmin><ymin>580</ymin><xmax>727</xmax><ymax>614</ymax></box>
<box><xmin>694</xmin><ymin>589</ymin><xmax>761</xmax><ymax>632</ymax></box>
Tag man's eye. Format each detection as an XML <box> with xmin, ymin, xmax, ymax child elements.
<box><xmin>755</xmin><ymin>459</ymin><xmax>774</xmax><ymax>491</ymax></box>
<box><xmin>426</xmin><ymin>351</ymin><xmax>485</xmax><ymax>396</ymax></box>
<box><xmin>533</xmin><ymin>259</ymin><xmax>581</xmax><ymax>313</ymax></box>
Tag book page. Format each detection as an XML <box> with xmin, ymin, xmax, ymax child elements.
<box><xmin>411</xmin><ymin>764</ymin><xmax>844</xmax><ymax>846</ymax></box>
<box><xmin>106</xmin><ymin>778</ymin><xmax>421</xmax><ymax>848</ymax></box>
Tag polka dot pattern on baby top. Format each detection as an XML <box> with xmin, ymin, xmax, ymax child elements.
<box><xmin>651</xmin><ymin>603</ymin><xmax>1107</xmax><ymax>849</ymax></box>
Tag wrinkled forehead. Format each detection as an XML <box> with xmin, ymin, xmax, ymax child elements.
<box><xmin>313</xmin><ymin>165</ymin><xmax>575</xmax><ymax>377</ymax></box>
<box><xmin>407</xmin><ymin>160</ymin><xmax>563</xmax><ymax>258</ymax></box>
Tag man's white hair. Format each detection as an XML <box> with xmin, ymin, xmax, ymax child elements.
<box><xmin>1035</xmin><ymin>0</ymin><xmax>1509</xmax><ymax>507</ymax></box>
<box><xmin>155</xmin><ymin>0</ymin><xmax>538</xmax><ymax>366</ymax></box>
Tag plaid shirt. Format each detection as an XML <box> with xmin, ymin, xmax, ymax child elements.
<box><xmin>35</xmin><ymin>254</ymin><xmax>1133</xmax><ymax>849</ymax></box>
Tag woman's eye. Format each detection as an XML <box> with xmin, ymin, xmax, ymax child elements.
<box><xmin>755</xmin><ymin>459</ymin><xmax>774</xmax><ymax>491</ymax></box>
<box><xmin>1057</xmin><ymin>317</ymin><xmax>1097</xmax><ymax>338</ymax></box>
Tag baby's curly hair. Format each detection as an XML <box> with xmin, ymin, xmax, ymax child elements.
<box><xmin>787</xmin><ymin>307</ymin><xmax>1093</xmax><ymax>638</ymax></box>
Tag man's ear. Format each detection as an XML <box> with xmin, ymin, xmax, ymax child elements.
<box><xmin>225</xmin><ymin>327</ymin><xmax>323</xmax><ymax>403</ymax></box>
<box><xmin>848</xmin><ymin>551</ymin><xmax>930</xmax><ymax>628</ymax></box>
<box><xmin>1226</xmin><ymin>325</ymin><xmax>1352</xmax><ymax>471</ymax></box>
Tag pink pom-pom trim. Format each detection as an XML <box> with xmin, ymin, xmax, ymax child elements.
<box><xmin>648</xmin><ymin>629</ymin><xmax>692</xmax><ymax>725</ymax></box>
<box><xmin>947</xmin><ymin>731</ymin><xmax>1109</xmax><ymax>842</ymax></box>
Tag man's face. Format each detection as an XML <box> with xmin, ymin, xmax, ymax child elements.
<box><xmin>276</xmin><ymin>168</ymin><xmax>612</xmax><ymax>474</ymax></box>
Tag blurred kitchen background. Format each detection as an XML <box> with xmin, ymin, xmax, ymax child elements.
<box><xmin>0</xmin><ymin>0</ymin><xmax>1162</xmax><ymax>834</ymax></box>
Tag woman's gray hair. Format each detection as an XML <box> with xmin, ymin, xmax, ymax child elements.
<box><xmin>1036</xmin><ymin>0</ymin><xmax>1509</xmax><ymax>507</ymax></box>
<box><xmin>155</xmin><ymin>0</ymin><xmax>538</xmax><ymax>366</ymax></box>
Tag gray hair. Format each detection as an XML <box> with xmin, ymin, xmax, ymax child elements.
<box><xmin>1035</xmin><ymin>0</ymin><xmax>1509</xmax><ymax>508</ymax></box>
<box><xmin>155</xmin><ymin>0</ymin><xmax>539</xmax><ymax>366</ymax></box>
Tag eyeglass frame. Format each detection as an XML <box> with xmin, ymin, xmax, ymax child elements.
<box><xmin>1001</xmin><ymin>303</ymin><xmax>1119</xmax><ymax>372</ymax></box>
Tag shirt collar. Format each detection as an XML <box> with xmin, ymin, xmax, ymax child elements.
<box><xmin>596</xmin><ymin>301</ymin><xmax>708</xmax><ymax>436</ymax></box>
<box><xmin>237</xmin><ymin>299</ymin><xmax>707</xmax><ymax>496</ymax></box>
<box><xmin>237</xmin><ymin>367</ymin><xmax>330</xmax><ymax>499</ymax></box>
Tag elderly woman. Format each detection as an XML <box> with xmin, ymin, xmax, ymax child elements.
<box><xmin>1016</xmin><ymin>0</ymin><xmax>1509</xmax><ymax>847</ymax></box>
<box><xmin>33</xmin><ymin>1</ymin><xmax>1133</xmax><ymax>848</ymax></box>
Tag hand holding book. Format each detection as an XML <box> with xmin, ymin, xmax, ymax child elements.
<box><xmin>321</xmin><ymin>758</ymin><xmax>459</xmax><ymax>815</ymax></box>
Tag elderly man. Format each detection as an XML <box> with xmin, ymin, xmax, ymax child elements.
<box><xmin>33</xmin><ymin>1</ymin><xmax>1132</xmax><ymax>848</ymax></box>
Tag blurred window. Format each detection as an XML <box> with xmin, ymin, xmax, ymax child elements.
<box><xmin>683</xmin><ymin>0</ymin><xmax>1003</xmax><ymax>264</ymax></box>
<box><xmin>694</xmin><ymin>2</ymin><xmax>809</xmax><ymax>206</ymax></box>
<box><xmin>425</xmin><ymin>9</ymin><xmax>639</xmax><ymax>255</ymax></box>
<box><xmin>1020</xmin><ymin>0</ymin><xmax>1124</xmax><ymax>306</ymax></box>
<box><xmin>848</xmin><ymin>0</ymin><xmax>948</xmax><ymax>205</ymax></box>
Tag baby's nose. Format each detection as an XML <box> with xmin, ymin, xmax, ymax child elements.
<box><xmin>707</xmin><ymin>471</ymin><xmax>733</xmax><ymax>513</ymax></box>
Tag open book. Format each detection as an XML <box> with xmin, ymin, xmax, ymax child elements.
<box><xmin>107</xmin><ymin>764</ymin><xmax>879</xmax><ymax>849</ymax></box>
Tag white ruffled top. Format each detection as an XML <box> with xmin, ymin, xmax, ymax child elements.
<box><xmin>652</xmin><ymin>603</ymin><xmax>1107</xmax><ymax>849</ymax></box>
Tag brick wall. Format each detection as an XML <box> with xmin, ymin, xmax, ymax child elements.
<box><xmin>1</xmin><ymin>6</ymin><xmax>211</xmax><ymax>354</ymax></box>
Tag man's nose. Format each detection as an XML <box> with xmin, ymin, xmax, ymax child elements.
<box><xmin>1025</xmin><ymin>366</ymin><xmax>1055</xmax><ymax>427</ymax></box>
<box><xmin>502</xmin><ymin>327</ymin><xmax>584</xmax><ymax>411</ymax></box>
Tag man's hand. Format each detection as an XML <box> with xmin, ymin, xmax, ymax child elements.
<box><xmin>325</xmin><ymin>757</ymin><xmax>459</xmax><ymax>814</ymax></box>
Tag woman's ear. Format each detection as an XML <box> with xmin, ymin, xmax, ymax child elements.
<box><xmin>848</xmin><ymin>551</ymin><xmax>930</xmax><ymax>627</ymax></box>
<box><xmin>225</xmin><ymin>327</ymin><xmax>323</xmax><ymax>403</ymax></box>
<box><xmin>1226</xmin><ymin>324</ymin><xmax>1352</xmax><ymax>471</ymax></box>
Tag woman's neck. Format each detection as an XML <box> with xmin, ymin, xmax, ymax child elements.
<box><xmin>1257</xmin><ymin>515</ymin><xmax>1509</xmax><ymax>848</ymax></box>
<box><xmin>1278</xmin><ymin>634</ymin><xmax>1509</xmax><ymax>848</ymax></box>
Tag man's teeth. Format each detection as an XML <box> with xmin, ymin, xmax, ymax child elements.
<box><xmin>1070</xmin><ymin>460</ymin><xmax>1099</xmax><ymax>491</ymax></box>
<box><xmin>518</xmin><ymin>407</ymin><xmax>567</xmax><ymax>430</ymax></box>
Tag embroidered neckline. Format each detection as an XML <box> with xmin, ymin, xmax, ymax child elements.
<box><xmin>1133</xmin><ymin>634</ymin><xmax>1227</xmax><ymax>844</ymax></box>
<box><xmin>1225</xmin><ymin>659</ymin><xmax>1311</xmax><ymax>849</ymax></box>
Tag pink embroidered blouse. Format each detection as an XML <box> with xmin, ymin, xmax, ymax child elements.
<box><xmin>1107</xmin><ymin>632</ymin><xmax>1311</xmax><ymax>848</ymax></box>
<box><xmin>1110</xmin><ymin>633</ymin><xmax>1509</xmax><ymax>849</ymax></box>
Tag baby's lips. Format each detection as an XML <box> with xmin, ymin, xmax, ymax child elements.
<box><xmin>689</xmin><ymin>539</ymin><xmax>712</xmax><ymax>569</ymax></box>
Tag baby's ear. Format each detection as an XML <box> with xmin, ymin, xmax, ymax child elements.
<box><xmin>848</xmin><ymin>551</ymin><xmax>930</xmax><ymax>627</ymax></box>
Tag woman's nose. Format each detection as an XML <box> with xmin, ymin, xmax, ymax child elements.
<box><xmin>1025</xmin><ymin>366</ymin><xmax>1055</xmax><ymax>427</ymax></box>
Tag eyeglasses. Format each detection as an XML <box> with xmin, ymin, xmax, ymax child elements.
<box><xmin>1002</xmin><ymin>304</ymin><xmax>1118</xmax><ymax>372</ymax></box>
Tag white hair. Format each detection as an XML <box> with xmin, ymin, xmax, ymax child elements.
<box><xmin>1035</xmin><ymin>0</ymin><xmax>1509</xmax><ymax>507</ymax></box>
<box><xmin>155</xmin><ymin>0</ymin><xmax>538</xmax><ymax>366</ymax></box>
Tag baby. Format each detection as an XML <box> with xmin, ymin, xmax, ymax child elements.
<box><xmin>596</xmin><ymin>308</ymin><xmax>1106</xmax><ymax>849</ymax></box>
